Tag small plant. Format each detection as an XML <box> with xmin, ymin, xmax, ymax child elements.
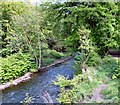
<box><xmin>112</xmin><ymin>59</ymin><xmax>120</xmax><ymax>79</ymax></box>
<box><xmin>50</xmin><ymin>50</ymin><xmax>65</xmax><ymax>59</ymax></box>
<box><xmin>42</xmin><ymin>58</ymin><xmax>54</xmax><ymax>66</ymax></box>
<box><xmin>101</xmin><ymin>80</ymin><xmax>119</xmax><ymax>103</ymax></box>
<box><xmin>20</xmin><ymin>93</ymin><xmax>34</xmax><ymax>105</ymax></box>
<box><xmin>41</xmin><ymin>49</ymin><xmax>65</xmax><ymax>66</ymax></box>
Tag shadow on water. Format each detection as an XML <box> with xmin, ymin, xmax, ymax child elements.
<box><xmin>2</xmin><ymin>58</ymin><xmax>74</xmax><ymax>103</ymax></box>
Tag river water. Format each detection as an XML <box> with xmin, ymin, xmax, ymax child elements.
<box><xmin>1</xmin><ymin>58</ymin><xmax>74</xmax><ymax>104</ymax></box>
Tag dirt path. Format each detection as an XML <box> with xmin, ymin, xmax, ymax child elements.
<box><xmin>90</xmin><ymin>84</ymin><xmax>108</xmax><ymax>103</ymax></box>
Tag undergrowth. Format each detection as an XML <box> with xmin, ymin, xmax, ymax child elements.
<box><xmin>0</xmin><ymin>52</ymin><xmax>36</xmax><ymax>83</ymax></box>
<box><xmin>54</xmin><ymin>54</ymin><xmax>119</xmax><ymax>103</ymax></box>
<box><xmin>54</xmin><ymin>73</ymin><xmax>100</xmax><ymax>103</ymax></box>
<box><xmin>0</xmin><ymin>49</ymin><xmax>66</xmax><ymax>83</ymax></box>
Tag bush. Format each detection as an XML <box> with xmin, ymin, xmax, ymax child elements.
<box><xmin>50</xmin><ymin>50</ymin><xmax>65</xmax><ymax>59</ymax></box>
<box><xmin>87</xmin><ymin>51</ymin><xmax>101</xmax><ymax>66</ymax></box>
<box><xmin>42</xmin><ymin>49</ymin><xmax>65</xmax><ymax>59</ymax></box>
<box><xmin>41</xmin><ymin>49</ymin><xmax>65</xmax><ymax>66</ymax></box>
<box><xmin>97</xmin><ymin>56</ymin><xmax>119</xmax><ymax>79</ymax></box>
<box><xmin>112</xmin><ymin>59</ymin><xmax>120</xmax><ymax>79</ymax></box>
<box><xmin>0</xmin><ymin>52</ymin><xmax>36</xmax><ymax>83</ymax></box>
<box><xmin>42</xmin><ymin>58</ymin><xmax>54</xmax><ymax>66</ymax></box>
<box><xmin>74</xmin><ymin>51</ymin><xmax>101</xmax><ymax>75</ymax></box>
<box><xmin>73</xmin><ymin>52</ymin><xmax>86</xmax><ymax>75</ymax></box>
<box><xmin>54</xmin><ymin>73</ymin><xmax>100</xmax><ymax>103</ymax></box>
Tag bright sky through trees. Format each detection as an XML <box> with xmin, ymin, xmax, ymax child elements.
<box><xmin>29</xmin><ymin>0</ymin><xmax>65</xmax><ymax>4</ymax></box>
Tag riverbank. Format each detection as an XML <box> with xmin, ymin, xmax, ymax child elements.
<box><xmin>0</xmin><ymin>56</ymin><xmax>73</xmax><ymax>91</ymax></box>
<box><xmin>2</xmin><ymin>58</ymin><xmax>74</xmax><ymax>103</ymax></box>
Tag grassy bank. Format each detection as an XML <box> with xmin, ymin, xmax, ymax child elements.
<box><xmin>54</xmin><ymin>55</ymin><xmax>119</xmax><ymax>103</ymax></box>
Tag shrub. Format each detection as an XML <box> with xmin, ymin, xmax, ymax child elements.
<box><xmin>87</xmin><ymin>51</ymin><xmax>101</xmax><ymax>67</ymax></box>
<box><xmin>74</xmin><ymin>51</ymin><xmax>101</xmax><ymax>75</ymax></box>
<box><xmin>50</xmin><ymin>50</ymin><xmax>65</xmax><ymax>59</ymax></box>
<box><xmin>97</xmin><ymin>56</ymin><xmax>119</xmax><ymax>79</ymax></box>
<box><xmin>42</xmin><ymin>58</ymin><xmax>54</xmax><ymax>66</ymax></box>
<box><xmin>42</xmin><ymin>49</ymin><xmax>65</xmax><ymax>59</ymax></box>
<box><xmin>112</xmin><ymin>59</ymin><xmax>120</xmax><ymax>79</ymax></box>
<box><xmin>73</xmin><ymin>52</ymin><xmax>86</xmax><ymax>75</ymax></box>
<box><xmin>54</xmin><ymin>73</ymin><xmax>100</xmax><ymax>103</ymax></box>
<box><xmin>0</xmin><ymin>52</ymin><xmax>36</xmax><ymax>83</ymax></box>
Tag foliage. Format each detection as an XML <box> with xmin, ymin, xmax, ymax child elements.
<box><xmin>84</xmin><ymin>3</ymin><xmax>119</xmax><ymax>55</ymax></box>
<box><xmin>42</xmin><ymin>49</ymin><xmax>65</xmax><ymax>66</ymax></box>
<box><xmin>49</xmin><ymin>49</ymin><xmax>65</xmax><ymax>59</ymax></box>
<box><xmin>87</xmin><ymin>51</ymin><xmax>101</xmax><ymax>67</ymax></box>
<box><xmin>101</xmin><ymin>79</ymin><xmax>119</xmax><ymax>103</ymax></box>
<box><xmin>0</xmin><ymin>2</ymin><xmax>29</xmax><ymax>52</ymax></box>
<box><xmin>54</xmin><ymin>73</ymin><xmax>100</xmax><ymax>103</ymax></box>
<box><xmin>10</xmin><ymin>5</ymin><xmax>44</xmax><ymax>68</ymax></box>
<box><xmin>20</xmin><ymin>93</ymin><xmax>34</xmax><ymax>105</ymax></box>
<box><xmin>1</xmin><ymin>2</ymin><xmax>44</xmax><ymax>68</ymax></box>
<box><xmin>97</xmin><ymin>56</ymin><xmax>119</xmax><ymax>79</ymax></box>
<box><xmin>74</xmin><ymin>51</ymin><xmax>101</xmax><ymax>75</ymax></box>
<box><xmin>73</xmin><ymin>52</ymin><xmax>86</xmax><ymax>74</ymax></box>
<box><xmin>0</xmin><ymin>52</ymin><xmax>36</xmax><ymax>83</ymax></box>
<box><xmin>0</xmin><ymin>2</ymin><xmax>44</xmax><ymax>83</ymax></box>
<box><xmin>0</xmin><ymin>1</ymin><xmax>69</xmax><ymax>84</ymax></box>
<box><xmin>77</xmin><ymin>26</ymin><xmax>93</xmax><ymax>53</ymax></box>
<box><xmin>42</xmin><ymin>58</ymin><xmax>54</xmax><ymax>67</ymax></box>
<box><xmin>112</xmin><ymin>59</ymin><xmax>120</xmax><ymax>79</ymax></box>
<box><xmin>55</xmin><ymin>53</ymin><xmax>119</xmax><ymax>103</ymax></box>
<box><xmin>40</xmin><ymin>2</ymin><xmax>119</xmax><ymax>56</ymax></box>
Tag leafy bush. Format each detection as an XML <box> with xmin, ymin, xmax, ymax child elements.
<box><xmin>42</xmin><ymin>49</ymin><xmax>65</xmax><ymax>58</ymax></box>
<box><xmin>97</xmin><ymin>56</ymin><xmax>119</xmax><ymax>79</ymax></box>
<box><xmin>112</xmin><ymin>59</ymin><xmax>120</xmax><ymax>79</ymax></box>
<box><xmin>41</xmin><ymin>49</ymin><xmax>65</xmax><ymax>66</ymax></box>
<box><xmin>42</xmin><ymin>58</ymin><xmax>54</xmax><ymax>66</ymax></box>
<box><xmin>0</xmin><ymin>52</ymin><xmax>36</xmax><ymax>83</ymax></box>
<box><xmin>74</xmin><ymin>51</ymin><xmax>101</xmax><ymax>75</ymax></box>
<box><xmin>73</xmin><ymin>52</ymin><xmax>86</xmax><ymax>74</ymax></box>
<box><xmin>87</xmin><ymin>51</ymin><xmax>101</xmax><ymax>66</ymax></box>
<box><xmin>54</xmin><ymin>73</ymin><xmax>100</xmax><ymax>103</ymax></box>
<box><xmin>50</xmin><ymin>50</ymin><xmax>65</xmax><ymax>59</ymax></box>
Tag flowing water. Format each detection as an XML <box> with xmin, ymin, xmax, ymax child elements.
<box><xmin>1</xmin><ymin>58</ymin><xmax>74</xmax><ymax>104</ymax></box>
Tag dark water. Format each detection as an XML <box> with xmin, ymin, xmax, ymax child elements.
<box><xmin>1</xmin><ymin>58</ymin><xmax>74</xmax><ymax>103</ymax></box>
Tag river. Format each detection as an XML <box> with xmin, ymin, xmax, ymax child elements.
<box><xmin>1</xmin><ymin>58</ymin><xmax>74</xmax><ymax>104</ymax></box>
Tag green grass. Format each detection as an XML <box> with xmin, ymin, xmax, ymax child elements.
<box><xmin>101</xmin><ymin>79</ymin><xmax>119</xmax><ymax>103</ymax></box>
